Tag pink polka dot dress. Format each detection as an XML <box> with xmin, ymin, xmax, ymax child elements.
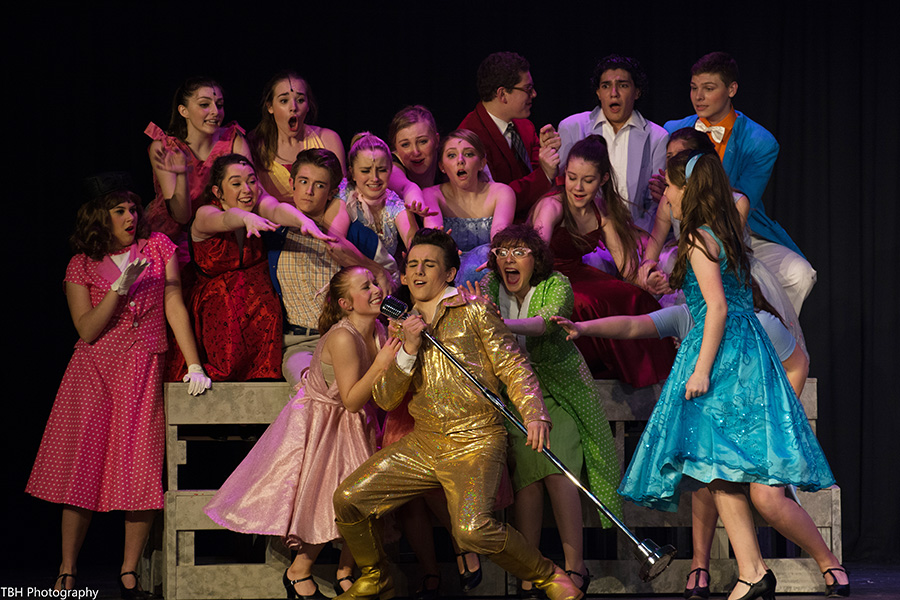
<box><xmin>26</xmin><ymin>233</ymin><xmax>176</xmax><ymax>512</ymax></box>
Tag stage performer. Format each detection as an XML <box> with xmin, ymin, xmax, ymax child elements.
<box><xmin>332</xmin><ymin>228</ymin><xmax>583</xmax><ymax>600</ymax></box>
<box><xmin>167</xmin><ymin>154</ymin><xmax>282</xmax><ymax>381</ymax></box>
<box><xmin>660</xmin><ymin>52</ymin><xmax>815</xmax><ymax>314</ymax></box>
<box><xmin>343</xmin><ymin>132</ymin><xmax>419</xmax><ymax>258</ymax></box>
<box><xmin>476</xmin><ymin>224</ymin><xmax>623</xmax><ymax>597</ymax></box>
<box><xmin>558</xmin><ymin>54</ymin><xmax>667</xmax><ymax>233</ymax></box>
<box><xmin>459</xmin><ymin>51</ymin><xmax>560</xmax><ymax>219</ymax></box>
<box><xmin>424</xmin><ymin>128</ymin><xmax>515</xmax><ymax>286</ymax></box>
<box><xmin>205</xmin><ymin>266</ymin><xmax>398</xmax><ymax>598</ymax></box>
<box><xmin>249</xmin><ymin>71</ymin><xmax>347</xmax><ymax>202</ymax></box>
<box><xmin>26</xmin><ymin>174</ymin><xmax>210</xmax><ymax>596</ymax></box>
<box><xmin>529</xmin><ymin>135</ymin><xmax>676</xmax><ymax>385</ymax></box>
<box><xmin>617</xmin><ymin>150</ymin><xmax>835</xmax><ymax>600</ymax></box>
<box><xmin>146</xmin><ymin>76</ymin><xmax>329</xmax><ymax>267</ymax></box>
<box><xmin>265</xmin><ymin>148</ymin><xmax>395</xmax><ymax>389</ymax></box>
<box><xmin>553</xmin><ymin>291</ymin><xmax>848</xmax><ymax>598</ymax></box>
<box><xmin>387</xmin><ymin>105</ymin><xmax>444</xmax><ymax>230</ymax></box>
<box><xmin>639</xmin><ymin>128</ymin><xmax>807</xmax><ymax>359</ymax></box>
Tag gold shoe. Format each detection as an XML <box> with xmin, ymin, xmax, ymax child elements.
<box><xmin>533</xmin><ymin>566</ymin><xmax>584</xmax><ymax>600</ymax></box>
<box><xmin>489</xmin><ymin>526</ymin><xmax>582</xmax><ymax>600</ymax></box>
<box><xmin>334</xmin><ymin>518</ymin><xmax>395</xmax><ymax>600</ymax></box>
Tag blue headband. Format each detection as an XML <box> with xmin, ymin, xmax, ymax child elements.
<box><xmin>685</xmin><ymin>153</ymin><xmax>703</xmax><ymax>181</ymax></box>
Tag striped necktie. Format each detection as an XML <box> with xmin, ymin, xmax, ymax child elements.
<box><xmin>506</xmin><ymin>122</ymin><xmax>532</xmax><ymax>173</ymax></box>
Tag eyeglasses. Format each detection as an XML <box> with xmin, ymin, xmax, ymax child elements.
<box><xmin>509</xmin><ymin>85</ymin><xmax>536</xmax><ymax>96</ymax></box>
<box><xmin>491</xmin><ymin>247</ymin><xmax>533</xmax><ymax>259</ymax></box>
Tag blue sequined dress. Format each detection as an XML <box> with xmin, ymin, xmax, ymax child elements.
<box><xmin>444</xmin><ymin>216</ymin><xmax>492</xmax><ymax>286</ymax></box>
<box><xmin>618</xmin><ymin>228</ymin><xmax>834</xmax><ymax>512</ymax></box>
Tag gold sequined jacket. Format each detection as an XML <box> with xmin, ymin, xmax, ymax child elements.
<box><xmin>374</xmin><ymin>291</ymin><xmax>549</xmax><ymax>435</ymax></box>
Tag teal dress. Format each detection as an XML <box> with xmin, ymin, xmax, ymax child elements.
<box><xmin>484</xmin><ymin>271</ymin><xmax>622</xmax><ymax>527</ymax></box>
<box><xmin>618</xmin><ymin>229</ymin><xmax>834</xmax><ymax>511</ymax></box>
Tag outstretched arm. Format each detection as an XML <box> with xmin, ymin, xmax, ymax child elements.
<box><xmin>389</xmin><ymin>168</ymin><xmax>442</xmax><ymax>230</ymax></box>
<box><xmin>257</xmin><ymin>196</ymin><xmax>334</xmax><ymax>241</ymax></box>
<box><xmin>551</xmin><ymin>314</ymin><xmax>659</xmax><ymax>341</ymax></box>
<box><xmin>192</xmin><ymin>205</ymin><xmax>277</xmax><ymax>240</ymax></box>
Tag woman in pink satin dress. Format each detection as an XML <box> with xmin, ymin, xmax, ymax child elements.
<box><xmin>204</xmin><ymin>266</ymin><xmax>401</xmax><ymax>599</ymax></box>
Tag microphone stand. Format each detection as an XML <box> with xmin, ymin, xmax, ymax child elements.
<box><xmin>381</xmin><ymin>296</ymin><xmax>675</xmax><ymax>581</ymax></box>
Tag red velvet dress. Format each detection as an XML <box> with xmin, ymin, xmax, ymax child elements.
<box><xmin>168</xmin><ymin>207</ymin><xmax>283</xmax><ymax>381</ymax></box>
<box><xmin>550</xmin><ymin>223</ymin><xmax>676</xmax><ymax>387</ymax></box>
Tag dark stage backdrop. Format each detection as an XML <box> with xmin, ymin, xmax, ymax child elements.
<box><xmin>4</xmin><ymin>1</ymin><xmax>897</xmax><ymax>571</ymax></box>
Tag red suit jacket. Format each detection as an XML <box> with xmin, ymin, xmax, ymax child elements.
<box><xmin>459</xmin><ymin>103</ymin><xmax>552</xmax><ymax>219</ymax></box>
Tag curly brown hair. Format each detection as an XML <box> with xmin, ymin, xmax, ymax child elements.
<box><xmin>488</xmin><ymin>224</ymin><xmax>554</xmax><ymax>288</ymax></box>
<box><xmin>71</xmin><ymin>190</ymin><xmax>150</xmax><ymax>261</ymax></box>
<box><xmin>476</xmin><ymin>51</ymin><xmax>530</xmax><ymax>102</ymax></box>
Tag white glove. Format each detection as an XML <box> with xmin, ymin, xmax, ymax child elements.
<box><xmin>111</xmin><ymin>258</ymin><xmax>150</xmax><ymax>296</ymax></box>
<box><xmin>183</xmin><ymin>364</ymin><xmax>211</xmax><ymax>396</ymax></box>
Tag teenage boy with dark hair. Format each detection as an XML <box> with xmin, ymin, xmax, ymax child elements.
<box><xmin>333</xmin><ymin>230</ymin><xmax>582</xmax><ymax>600</ymax></box>
<box><xmin>663</xmin><ymin>51</ymin><xmax>816</xmax><ymax>313</ymax></box>
<box><xmin>459</xmin><ymin>51</ymin><xmax>561</xmax><ymax>219</ymax></box>
<box><xmin>559</xmin><ymin>54</ymin><xmax>668</xmax><ymax>232</ymax></box>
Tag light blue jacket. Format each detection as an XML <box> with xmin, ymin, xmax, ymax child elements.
<box><xmin>665</xmin><ymin>112</ymin><xmax>803</xmax><ymax>257</ymax></box>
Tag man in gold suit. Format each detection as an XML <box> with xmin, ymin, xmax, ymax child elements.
<box><xmin>333</xmin><ymin>229</ymin><xmax>582</xmax><ymax>600</ymax></box>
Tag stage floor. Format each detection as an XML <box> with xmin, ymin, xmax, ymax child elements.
<box><xmin>2</xmin><ymin>561</ymin><xmax>897</xmax><ymax>600</ymax></box>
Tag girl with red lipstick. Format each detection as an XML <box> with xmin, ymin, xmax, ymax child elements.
<box><xmin>423</xmin><ymin>129</ymin><xmax>516</xmax><ymax>286</ymax></box>
<box><xmin>166</xmin><ymin>154</ymin><xmax>283</xmax><ymax>382</ymax></box>
<box><xmin>529</xmin><ymin>135</ymin><xmax>676</xmax><ymax>386</ymax></box>
<box><xmin>478</xmin><ymin>224</ymin><xmax>622</xmax><ymax>598</ymax></box>
<box><xmin>26</xmin><ymin>174</ymin><xmax>210</xmax><ymax>596</ymax></box>
<box><xmin>250</xmin><ymin>71</ymin><xmax>347</xmax><ymax>203</ymax></box>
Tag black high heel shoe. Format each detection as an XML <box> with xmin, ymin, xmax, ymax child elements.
<box><xmin>335</xmin><ymin>574</ymin><xmax>357</xmax><ymax>595</ymax></box>
<box><xmin>119</xmin><ymin>571</ymin><xmax>150</xmax><ymax>600</ymax></box>
<box><xmin>517</xmin><ymin>581</ymin><xmax>546</xmax><ymax>600</ymax></box>
<box><xmin>822</xmin><ymin>567</ymin><xmax>850</xmax><ymax>598</ymax></box>
<box><xmin>456</xmin><ymin>552</ymin><xmax>483</xmax><ymax>592</ymax></box>
<box><xmin>683</xmin><ymin>567</ymin><xmax>710</xmax><ymax>599</ymax></box>
<box><xmin>731</xmin><ymin>569</ymin><xmax>776</xmax><ymax>600</ymax></box>
<box><xmin>412</xmin><ymin>573</ymin><xmax>440</xmax><ymax>600</ymax></box>
<box><xmin>282</xmin><ymin>571</ymin><xmax>328</xmax><ymax>600</ymax></box>
<box><xmin>565</xmin><ymin>569</ymin><xmax>591</xmax><ymax>595</ymax></box>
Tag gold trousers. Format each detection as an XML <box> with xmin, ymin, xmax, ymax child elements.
<box><xmin>334</xmin><ymin>424</ymin><xmax>508</xmax><ymax>554</ymax></box>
